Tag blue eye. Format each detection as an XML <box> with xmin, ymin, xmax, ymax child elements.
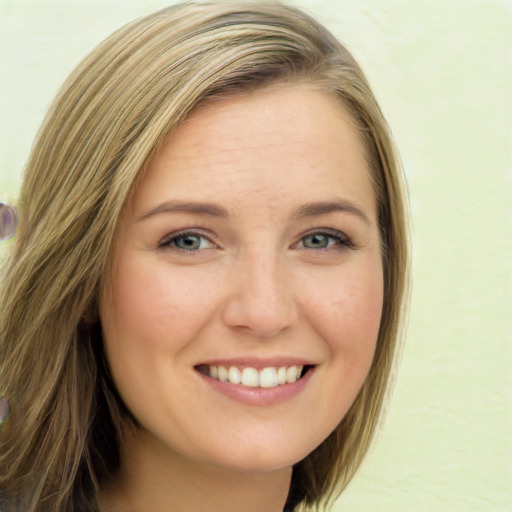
<box><xmin>160</xmin><ymin>232</ymin><xmax>213</xmax><ymax>251</ymax></box>
<box><xmin>302</xmin><ymin>233</ymin><xmax>334</xmax><ymax>249</ymax></box>
<box><xmin>299</xmin><ymin>231</ymin><xmax>352</xmax><ymax>250</ymax></box>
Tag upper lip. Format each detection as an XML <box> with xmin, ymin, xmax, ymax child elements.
<box><xmin>195</xmin><ymin>357</ymin><xmax>317</xmax><ymax>369</ymax></box>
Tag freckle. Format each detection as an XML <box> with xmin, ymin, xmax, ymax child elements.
<box><xmin>0</xmin><ymin>203</ymin><xmax>17</xmax><ymax>240</ymax></box>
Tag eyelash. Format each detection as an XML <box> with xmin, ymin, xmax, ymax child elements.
<box><xmin>295</xmin><ymin>229</ymin><xmax>354</xmax><ymax>251</ymax></box>
<box><xmin>158</xmin><ymin>230</ymin><xmax>215</xmax><ymax>254</ymax></box>
<box><xmin>158</xmin><ymin>229</ymin><xmax>354</xmax><ymax>254</ymax></box>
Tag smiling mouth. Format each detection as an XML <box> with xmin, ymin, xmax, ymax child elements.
<box><xmin>195</xmin><ymin>364</ymin><xmax>314</xmax><ymax>389</ymax></box>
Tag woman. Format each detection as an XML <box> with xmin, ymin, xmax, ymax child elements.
<box><xmin>0</xmin><ymin>2</ymin><xmax>409</xmax><ymax>511</ymax></box>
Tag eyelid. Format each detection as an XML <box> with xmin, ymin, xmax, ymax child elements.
<box><xmin>294</xmin><ymin>228</ymin><xmax>354</xmax><ymax>250</ymax></box>
<box><xmin>156</xmin><ymin>227</ymin><xmax>354</xmax><ymax>253</ymax></box>
<box><xmin>158</xmin><ymin>229</ymin><xmax>217</xmax><ymax>251</ymax></box>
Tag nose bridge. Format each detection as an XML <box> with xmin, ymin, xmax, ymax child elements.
<box><xmin>222</xmin><ymin>245</ymin><xmax>297</xmax><ymax>338</ymax></box>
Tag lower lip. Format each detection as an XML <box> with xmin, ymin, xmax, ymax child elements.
<box><xmin>197</xmin><ymin>368</ymin><xmax>314</xmax><ymax>406</ymax></box>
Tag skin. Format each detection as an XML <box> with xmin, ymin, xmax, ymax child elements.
<box><xmin>99</xmin><ymin>85</ymin><xmax>383</xmax><ymax>512</ymax></box>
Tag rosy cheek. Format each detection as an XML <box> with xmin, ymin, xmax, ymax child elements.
<box><xmin>319</xmin><ymin>266</ymin><xmax>383</xmax><ymax>357</ymax></box>
<box><xmin>103</xmin><ymin>258</ymin><xmax>166</xmax><ymax>353</ymax></box>
<box><xmin>107</xmin><ymin>256</ymin><xmax>219</xmax><ymax>353</ymax></box>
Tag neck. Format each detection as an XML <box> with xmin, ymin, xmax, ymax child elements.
<box><xmin>98</xmin><ymin>426</ymin><xmax>292</xmax><ymax>512</ymax></box>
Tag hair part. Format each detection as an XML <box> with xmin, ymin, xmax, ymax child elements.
<box><xmin>0</xmin><ymin>2</ymin><xmax>410</xmax><ymax>511</ymax></box>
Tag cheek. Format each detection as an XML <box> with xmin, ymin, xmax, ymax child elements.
<box><xmin>99</xmin><ymin>255</ymin><xmax>222</xmax><ymax>419</ymax></box>
<box><xmin>305</xmin><ymin>259</ymin><xmax>383</xmax><ymax>365</ymax></box>
<box><xmin>102</xmin><ymin>256</ymin><xmax>218</xmax><ymax>356</ymax></box>
<box><xmin>291</xmin><ymin>258</ymin><xmax>383</xmax><ymax>447</ymax></box>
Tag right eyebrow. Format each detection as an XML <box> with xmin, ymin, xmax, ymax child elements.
<box><xmin>136</xmin><ymin>201</ymin><xmax>230</xmax><ymax>222</ymax></box>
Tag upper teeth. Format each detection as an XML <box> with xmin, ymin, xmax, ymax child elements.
<box><xmin>205</xmin><ymin>365</ymin><xmax>304</xmax><ymax>388</ymax></box>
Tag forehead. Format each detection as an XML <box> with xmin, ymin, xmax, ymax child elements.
<box><xmin>132</xmin><ymin>86</ymin><xmax>375</xmax><ymax>219</ymax></box>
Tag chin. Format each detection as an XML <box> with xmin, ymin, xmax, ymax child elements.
<box><xmin>202</xmin><ymin>436</ymin><xmax>318</xmax><ymax>475</ymax></box>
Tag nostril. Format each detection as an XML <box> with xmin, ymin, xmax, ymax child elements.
<box><xmin>222</xmin><ymin>299</ymin><xmax>297</xmax><ymax>339</ymax></box>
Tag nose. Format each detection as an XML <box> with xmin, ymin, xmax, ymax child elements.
<box><xmin>221</xmin><ymin>250</ymin><xmax>298</xmax><ymax>338</ymax></box>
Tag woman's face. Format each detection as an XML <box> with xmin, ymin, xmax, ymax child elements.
<box><xmin>100</xmin><ymin>86</ymin><xmax>383</xmax><ymax>474</ymax></box>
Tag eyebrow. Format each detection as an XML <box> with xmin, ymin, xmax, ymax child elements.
<box><xmin>137</xmin><ymin>199</ymin><xmax>371</xmax><ymax>225</ymax></box>
<box><xmin>137</xmin><ymin>201</ymin><xmax>229</xmax><ymax>222</ymax></box>
<box><xmin>294</xmin><ymin>200</ymin><xmax>371</xmax><ymax>225</ymax></box>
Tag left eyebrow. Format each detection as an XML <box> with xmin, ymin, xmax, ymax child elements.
<box><xmin>293</xmin><ymin>200</ymin><xmax>372</xmax><ymax>225</ymax></box>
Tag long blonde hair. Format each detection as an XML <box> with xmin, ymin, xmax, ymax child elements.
<box><xmin>0</xmin><ymin>2</ymin><xmax>409</xmax><ymax>510</ymax></box>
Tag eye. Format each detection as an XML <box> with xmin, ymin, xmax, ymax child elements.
<box><xmin>297</xmin><ymin>230</ymin><xmax>353</xmax><ymax>251</ymax></box>
<box><xmin>302</xmin><ymin>233</ymin><xmax>335</xmax><ymax>249</ymax></box>
<box><xmin>159</xmin><ymin>231</ymin><xmax>214</xmax><ymax>252</ymax></box>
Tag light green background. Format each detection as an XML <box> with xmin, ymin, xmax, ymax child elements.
<box><xmin>1</xmin><ymin>1</ymin><xmax>511</xmax><ymax>510</ymax></box>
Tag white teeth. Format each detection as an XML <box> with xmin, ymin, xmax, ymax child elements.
<box><xmin>277</xmin><ymin>366</ymin><xmax>287</xmax><ymax>385</ymax></box>
<box><xmin>241</xmin><ymin>367</ymin><xmax>259</xmax><ymax>387</ymax></box>
<box><xmin>286</xmin><ymin>366</ymin><xmax>298</xmax><ymax>383</ymax></box>
<box><xmin>228</xmin><ymin>366</ymin><xmax>241</xmax><ymax>384</ymax></box>
<box><xmin>259</xmin><ymin>367</ymin><xmax>278</xmax><ymax>388</ymax></box>
<box><xmin>218</xmin><ymin>366</ymin><xmax>228</xmax><ymax>382</ymax></box>
<box><xmin>204</xmin><ymin>364</ymin><xmax>307</xmax><ymax>388</ymax></box>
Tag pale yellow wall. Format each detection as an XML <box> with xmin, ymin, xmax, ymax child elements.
<box><xmin>1</xmin><ymin>1</ymin><xmax>511</xmax><ymax>510</ymax></box>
